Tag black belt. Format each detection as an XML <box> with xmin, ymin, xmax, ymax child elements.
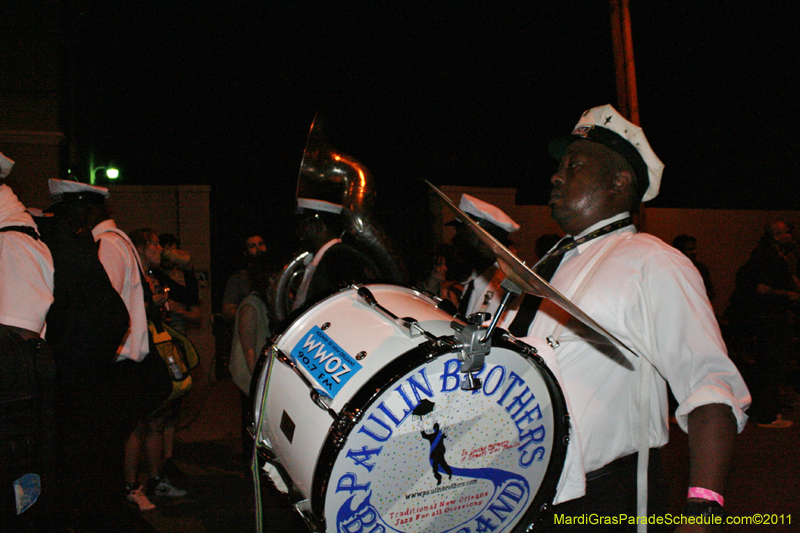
<box><xmin>585</xmin><ymin>448</ymin><xmax>660</xmax><ymax>482</ymax></box>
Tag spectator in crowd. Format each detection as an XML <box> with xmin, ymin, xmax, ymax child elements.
<box><xmin>727</xmin><ymin>220</ymin><xmax>798</xmax><ymax>428</ymax></box>
<box><xmin>216</xmin><ymin>233</ymin><xmax>267</xmax><ymax>380</ymax></box>
<box><xmin>230</xmin><ymin>253</ymin><xmax>280</xmax><ymax>459</ymax></box>
<box><xmin>155</xmin><ymin>233</ymin><xmax>200</xmax><ymax>333</ymax></box>
<box><xmin>152</xmin><ymin>233</ymin><xmax>200</xmax><ymax>481</ymax></box>
<box><xmin>124</xmin><ymin>228</ymin><xmax>188</xmax><ymax>512</ymax></box>
<box><xmin>419</xmin><ymin>243</ymin><xmax>463</xmax><ymax>310</ymax></box>
<box><xmin>222</xmin><ymin>234</ymin><xmax>267</xmax><ymax>321</ymax></box>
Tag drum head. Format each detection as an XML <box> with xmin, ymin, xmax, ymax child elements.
<box><xmin>313</xmin><ymin>334</ymin><xmax>568</xmax><ymax>533</ymax></box>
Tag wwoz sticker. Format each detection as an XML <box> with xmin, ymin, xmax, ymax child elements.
<box><xmin>291</xmin><ymin>326</ymin><xmax>362</xmax><ymax>398</ymax></box>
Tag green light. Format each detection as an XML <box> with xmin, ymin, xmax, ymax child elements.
<box><xmin>90</xmin><ymin>165</ymin><xmax>120</xmax><ymax>184</ymax></box>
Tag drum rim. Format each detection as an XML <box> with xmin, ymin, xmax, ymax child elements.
<box><xmin>310</xmin><ymin>329</ymin><xmax>570</xmax><ymax>533</ymax></box>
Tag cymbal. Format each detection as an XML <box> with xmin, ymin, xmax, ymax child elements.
<box><xmin>426</xmin><ymin>180</ymin><xmax>637</xmax><ymax>359</ymax></box>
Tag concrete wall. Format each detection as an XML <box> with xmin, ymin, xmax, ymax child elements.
<box><xmin>440</xmin><ymin>186</ymin><xmax>800</xmax><ymax>317</ymax></box>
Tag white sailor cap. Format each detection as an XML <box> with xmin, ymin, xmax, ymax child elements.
<box><xmin>48</xmin><ymin>178</ymin><xmax>110</xmax><ymax>205</ymax></box>
<box><xmin>296</xmin><ymin>197</ymin><xmax>343</xmax><ymax>215</ymax></box>
<box><xmin>551</xmin><ymin>104</ymin><xmax>664</xmax><ymax>202</ymax></box>
<box><xmin>0</xmin><ymin>152</ymin><xmax>14</xmax><ymax>179</ymax></box>
<box><xmin>451</xmin><ymin>194</ymin><xmax>520</xmax><ymax>242</ymax></box>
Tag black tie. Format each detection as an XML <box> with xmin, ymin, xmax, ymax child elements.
<box><xmin>458</xmin><ymin>279</ymin><xmax>475</xmax><ymax>316</ymax></box>
<box><xmin>508</xmin><ymin>237</ymin><xmax>574</xmax><ymax>337</ymax></box>
<box><xmin>507</xmin><ymin>217</ymin><xmax>634</xmax><ymax>337</ymax></box>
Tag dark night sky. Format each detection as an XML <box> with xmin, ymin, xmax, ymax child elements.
<box><xmin>64</xmin><ymin>1</ymin><xmax>799</xmax><ymax>281</ymax></box>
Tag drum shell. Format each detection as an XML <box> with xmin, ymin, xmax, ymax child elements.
<box><xmin>254</xmin><ymin>285</ymin><xmax>456</xmax><ymax>498</ymax></box>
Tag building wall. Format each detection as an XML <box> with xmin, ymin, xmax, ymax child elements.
<box><xmin>440</xmin><ymin>186</ymin><xmax>800</xmax><ymax>317</ymax></box>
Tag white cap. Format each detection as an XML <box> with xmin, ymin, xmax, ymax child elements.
<box><xmin>458</xmin><ymin>194</ymin><xmax>520</xmax><ymax>234</ymax></box>
<box><xmin>558</xmin><ymin>104</ymin><xmax>664</xmax><ymax>202</ymax></box>
<box><xmin>0</xmin><ymin>152</ymin><xmax>14</xmax><ymax>179</ymax></box>
<box><xmin>296</xmin><ymin>197</ymin><xmax>343</xmax><ymax>215</ymax></box>
<box><xmin>48</xmin><ymin>178</ymin><xmax>110</xmax><ymax>205</ymax></box>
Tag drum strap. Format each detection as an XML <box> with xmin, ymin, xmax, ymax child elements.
<box><xmin>293</xmin><ymin>238</ymin><xmax>340</xmax><ymax>311</ymax></box>
<box><xmin>637</xmin><ymin>355</ymin><xmax>652</xmax><ymax>533</ymax></box>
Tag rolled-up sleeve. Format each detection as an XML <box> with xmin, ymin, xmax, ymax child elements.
<box><xmin>627</xmin><ymin>248</ymin><xmax>751</xmax><ymax>433</ymax></box>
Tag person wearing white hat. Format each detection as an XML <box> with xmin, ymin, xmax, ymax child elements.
<box><xmin>448</xmin><ymin>194</ymin><xmax>520</xmax><ymax>320</ymax></box>
<box><xmin>47</xmin><ymin>179</ymin><xmax>150</xmax><ymax>364</ymax></box>
<box><xmin>497</xmin><ymin>105</ymin><xmax>750</xmax><ymax>530</ymax></box>
<box><xmin>291</xmin><ymin>198</ymin><xmax>378</xmax><ymax>311</ymax></box>
<box><xmin>46</xmin><ymin>179</ymin><xmax>168</xmax><ymax>525</ymax></box>
<box><xmin>0</xmin><ymin>152</ymin><xmax>55</xmax><ymax>529</ymax></box>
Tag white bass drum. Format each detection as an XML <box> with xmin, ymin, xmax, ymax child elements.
<box><xmin>253</xmin><ymin>284</ymin><xmax>568</xmax><ymax>533</ymax></box>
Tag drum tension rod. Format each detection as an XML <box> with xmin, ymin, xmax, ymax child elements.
<box><xmin>355</xmin><ymin>286</ymin><xmax>437</xmax><ymax>341</ymax></box>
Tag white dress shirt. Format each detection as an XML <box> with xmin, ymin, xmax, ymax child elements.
<box><xmin>499</xmin><ymin>212</ymin><xmax>750</xmax><ymax>503</ymax></box>
<box><xmin>0</xmin><ymin>184</ymin><xmax>54</xmax><ymax>334</ymax></box>
<box><xmin>92</xmin><ymin>219</ymin><xmax>148</xmax><ymax>362</ymax></box>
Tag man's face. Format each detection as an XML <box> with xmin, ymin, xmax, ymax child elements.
<box><xmin>548</xmin><ymin>140</ymin><xmax>617</xmax><ymax>235</ymax></box>
<box><xmin>770</xmin><ymin>221</ymin><xmax>793</xmax><ymax>246</ymax></box>
<box><xmin>245</xmin><ymin>235</ymin><xmax>267</xmax><ymax>257</ymax></box>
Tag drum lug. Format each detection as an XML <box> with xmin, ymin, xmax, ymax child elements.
<box><xmin>293</xmin><ymin>499</ymin><xmax>325</xmax><ymax>532</ymax></box>
<box><xmin>330</xmin><ymin>407</ymin><xmax>359</xmax><ymax>447</ymax></box>
<box><xmin>501</xmin><ymin>333</ymin><xmax>540</xmax><ymax>360</ymax></box>
<box><xmin>274</xmin><ymin>349</ymin><xmax>339</xmax><ymax>419</ymax></box>
<box><xmin>310</xmin><ymin>390</ymin><xmax>338</xmax><ymax>419</ymax></box>
<box><xmin>460</xmin><ymin>371</ymin><xmax>483</xmax><ymax>391</ymax></box>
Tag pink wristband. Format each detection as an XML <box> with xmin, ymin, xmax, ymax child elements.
<box><xmin>688</xmin><ymin>487</ymin><xmax>724</xmax><ymax>506</ymax></box>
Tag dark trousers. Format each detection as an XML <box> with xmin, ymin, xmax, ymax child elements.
<box><xmin>54</xmin><ymin>353</ymin><xmax>169</xmax><ymax>533</ymax></box>
<box><xmin>539</xmin><ymin>449</ymin><xmax>670</xmax><ymax>533</ymax></box>
<box><xmin>1</xmin><ymin>334</ymin><xmax>57</xmax><ymax>533</ymax></box>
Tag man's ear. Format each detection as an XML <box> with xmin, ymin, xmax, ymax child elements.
<box><xmin>611</xmin><ymin>168</ymin><xmax>635</xmax><ymax>197</ymax></box>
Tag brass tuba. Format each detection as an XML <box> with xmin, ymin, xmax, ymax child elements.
<box><xmin>273</xmin><ymin>116</ymin><xmax>407</xmax><ymax>321</ymax></box>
